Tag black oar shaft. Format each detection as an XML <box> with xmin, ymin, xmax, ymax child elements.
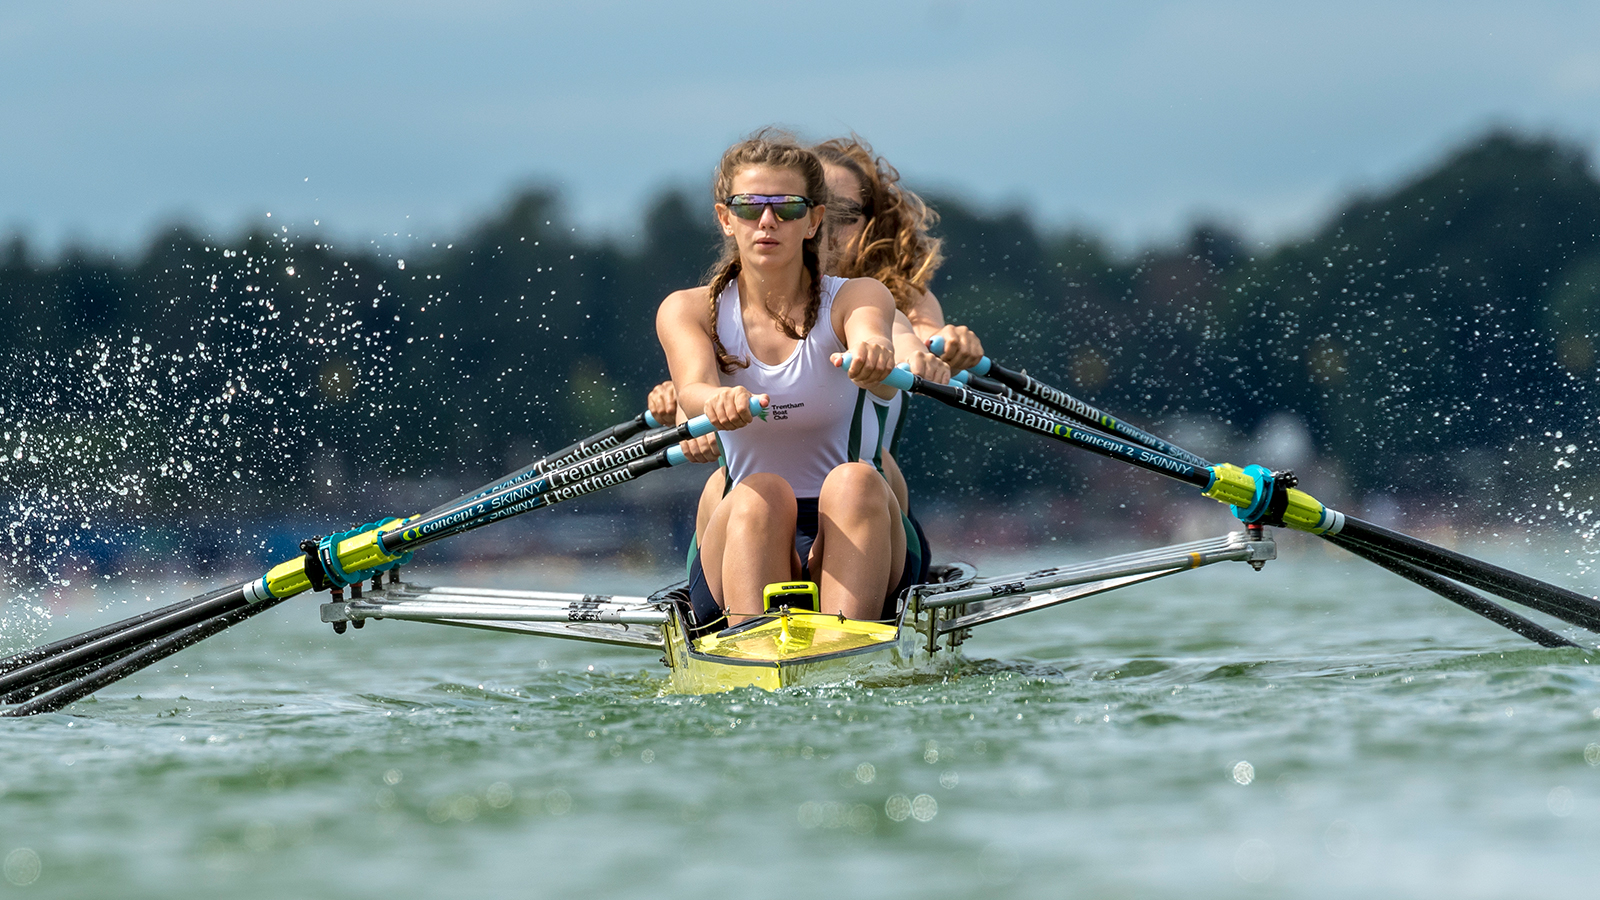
<box><xmin>0</xmin><ymin>584</ymin><xmax>240</xmax><ymax>675</ymax></box>
<box><xmin>1327</xmin><ymin>534</ymin><xmax>1578</xmax><ymax>648</ymax></box>
<box><xmin>3</xmin><ymin>653</ymin><xmax>133</xmax><ymax>704</ymax></box>
<box><xmin>0</xmin><ymin>585</ymin><xmax>250</xmax><ymax>697</ymax></box>
<box><xmin>390</xmin><ymin>449</ymin><xmax>678</xmax><ymax>554</ymax></box>
<box><xmin>1334</xmin><ymin>516</ymin><xmax>1600</xmax><ymax>633</ymax></box>
<box><xmin>426</xmin><ymin>412</ymin><xmax>662</xmax><ymax>517</ymax></box>
<box><xmin>964</xmin><ymin>374</ymin><xmax>1052</xmax><ymax>413</ymax></box>
<box><xmin>980</xmin><ymin>359</ymin><xmax>1211</xmax><ymax>468</ymax></box>
<box><xmin>2</xmin><ymin>598</ymin><xmax>284</xmax><ymax>717</ymax></box>
<box><xmin>909</xmin><ymin>377</ymin><xmax>1213</xmax><ymax>488</ymax></box>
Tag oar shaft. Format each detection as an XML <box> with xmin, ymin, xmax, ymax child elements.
<box><xmin>1327</xmin><ymin>534</ymin><xmax>1578</xmax><ymax>648</ymax></box>
<box><xmin>370</xmin><ymin>398</ymin><xmax>761</xmax><ymax>560</ymax></box>
<box><xmin>0</xmin><ymin>585</ymin><xmax>251</xmax><ymax>697</ymax></box>
<box><xmin>899</xmin><ymin>372</ymin><xmax>1214</xmax><ymax>489</ymax></box>
<box><xmin>0</xmin><ymin>583</ymin><xmax>239</xmax><ymax>675</ymax></box>
<box><xmin>1</xmin><ymin>598</ymin><xmax>285</xmax><ymax>717</ymax></box>
<box><xmin>1333</xmin><ymin>516</ymin><xmax>1600</xmax><ymax>633</ymax></box>
<box><xmin>974</xmin><ymin>358</ymin><xmax>1212</xmax><ymax>468</ymax></box>
<box><xmin>962</xmin><ymin>373</ymin><xmax>1053</xmax><ymax>413</ymax></box>
<box><xmin>427</xmin><ymin>411</ymin><xmax>666</xmax><ymax>517</ymax></box>
<box><xmin>246</xmin><ymin>398</ymin><xmax>762</xmax><ymax>605</ymax></box>
<box><xmin>387</xmin><ymin>447</ymin><xmax>687</xmax><ymax>554</ymax></box>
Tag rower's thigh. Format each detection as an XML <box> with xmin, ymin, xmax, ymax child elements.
<box><xmin>813</xmin><ymin>462</ymin><xmax>905</xmax><ymax>594</ymax></box>
<box><xmin>701</xmin><ymin>474</ymin><xmax>797</xmax><ymax>563</ymax></box>
<box><xmin>693</xmin><ymin>466</ymin><xmax>727</xmax><ymax>546</ymax></box>
<box><xmin>701</xmin><ymin>473</ymin><xmax>799</xmax><ymax>605</ymax></box>
<box><xmin>813</xmin><ymin>463</ymin><xmax>904</xmax><ymax>551</ymax></box>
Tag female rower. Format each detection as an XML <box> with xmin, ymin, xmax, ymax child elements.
<box><xmin>811</xmin><ymin>137</ymin><xmax>985</xmax><ymax>519</ymax></box>
<box><xmin>655</xmin><ymin>132</ymin><xmax>910</xmax><ymax>626</ymax></box>
<box><xmin>651</xmin><ymin>138</ymin><xmax>986</xmax><ymax>586</ymax></box>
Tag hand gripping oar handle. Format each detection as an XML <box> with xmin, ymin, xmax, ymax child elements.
<box><xmin>242</xmin><ymin>398</ymin><xmax>767</xmax><ymax>604</ymax></box>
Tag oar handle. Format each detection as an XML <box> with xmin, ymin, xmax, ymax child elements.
<box><xmin>684</xmin><ymin>397</ymin><xmax>767</xmax><ymax>438</ymax></box>
<box><xmin>925</xmin><ymin>336</ymin><xmax>994</xmax><ymax>377</ymax></box>
<box><xmin>837</xmin><ymin>351</ymin><xmax>916</xmax><ymax>391</ymax></box>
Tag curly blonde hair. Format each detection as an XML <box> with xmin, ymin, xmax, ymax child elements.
<box><xmin>812</xmin><ymin>137</ymin><xmax>943</xmax><ymax>313</ymax></box>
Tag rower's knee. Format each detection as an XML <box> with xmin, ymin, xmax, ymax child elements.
<box><xmin>724</xmin><ymin>473</ymin><xmax>797</xmax><ymax>525</ymax></box>
<box><xmin>819</xmin><ymin>463</ymin><xmax>892</xmax><ymax>522</ymax></box>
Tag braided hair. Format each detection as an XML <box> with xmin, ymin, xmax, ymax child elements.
<box><xmin>704</xmin><ymin>129</ymin><xmax>830</xmax><ymax>373</ymax></box>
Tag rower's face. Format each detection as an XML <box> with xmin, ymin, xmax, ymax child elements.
<box><xmin>715</xmin><ymin>165</ymin><xmax>823</xmax><ymax>267</ymax></box>
<box><xmin>824</xmin><ymin>164</ymin><xmax>867</xmax><ymax>270</ymax></box>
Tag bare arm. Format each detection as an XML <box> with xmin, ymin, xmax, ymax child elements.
<box><xmin>893</xmin><ymin>311</ymin><xmax>950</xmax><ymax>384</ymax></box>
<box><xmin>829</xmin><ymin>278</ymin><xmax>898</xmax><ymax>399</ymax></box>
<box><xmin>655</xmin><ymin>288</ymin><xmax>765</xmax><ymax>431</ymax></box>
<box><xmin>906</xmin><ymin>289</ymin><xmax>985</xmax><ymax>373</ymax></box>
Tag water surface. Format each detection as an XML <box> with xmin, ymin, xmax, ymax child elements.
<box><xmin>5</xmin><ymin>542</ymin><xmax>1600</xmax><ymax>897</ymax></box>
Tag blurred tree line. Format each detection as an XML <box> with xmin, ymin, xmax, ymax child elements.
<box><xmin>3</xmin><ymin>129</ymin><xmax>1599</xmax><ymax>534</ymax></box>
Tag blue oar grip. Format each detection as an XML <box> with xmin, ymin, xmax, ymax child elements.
<box><xmin>840</xmin><ymin>353</ymin><xmax>916</xmax><ymax>392</ymax></box>
<box><xmin>644</xmin><ymin>409</ymin><xmax>664</xmax><ymax>429</ymax></box>
<box><xmin>666</xmin><ymin>446</ymin><xmax>688</xmax><ymax>466</ymax></box>
<box><xmin>684</xmin><ymin>397</ymin><xmax>768</xmax><ymax>437</ymax></box>
<box><xmin>953</xmin><ymin>370</ymin><xmax>972</xmax><ymax>385</ymax></box>
<box><xmin>929</xmin><ymin>335</ymin><xmax>993</xmax><ymax>375</ymax></box>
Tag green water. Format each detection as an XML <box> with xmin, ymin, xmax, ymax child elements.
<box><xmin>5</xmin><ymin>543</ymin><xmax>1600</xmax><ymax>898</ymax></box>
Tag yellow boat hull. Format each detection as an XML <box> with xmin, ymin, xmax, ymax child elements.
<box><xmin>660</xmin><ymin>605</ymin><xmax>942</xmax><ymax>694</ymax></box>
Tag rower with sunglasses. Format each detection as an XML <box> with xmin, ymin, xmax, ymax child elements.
<box><xmin>651</xmin><ymin>137</ymin><xmax>979</xmax><ymax>590</ymax></box>
<box><xmin>656</xmin><ymin>131</ymin><xmax>916</xmax><ymax>627</ymax></box>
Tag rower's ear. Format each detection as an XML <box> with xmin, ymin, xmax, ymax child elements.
<box><xmin>808</xmin><ymin>203</ymin><xmax>825</xmax><ymax>239</ymax></box>
<box><xmin>714</xmin><ymin>202</ymin><xmax>735</xmax><ymax>236</ymax></box>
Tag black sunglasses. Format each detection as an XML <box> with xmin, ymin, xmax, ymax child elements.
<box><xmin>831</xmin><ymin>199</ymin><xmax>866</xmax><ymax>222</ymax></box>
<box><xmin>724</xmin><ymin>194</ymin><xmax>817</xmax><ymax>222</ymax></box>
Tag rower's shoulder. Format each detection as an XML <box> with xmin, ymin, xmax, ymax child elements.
<box><xmin>659</xmin><ymin>285</ymin><xmax>714</xmax><ymax>319</ymax></box>
<box><xmin>834</xmin><ymin>276</ymin><xmax>895</xmax><ymax>307</ymax></box>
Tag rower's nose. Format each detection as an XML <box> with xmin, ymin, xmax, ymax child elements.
<box><xmin>757</xmin><ymin>204</ymin><xmax>780</xmax><ymax>229</ymax></box>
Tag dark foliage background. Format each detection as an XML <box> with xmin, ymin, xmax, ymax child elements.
<box><xmin>4</xmin><ymin>130</ymin><xmax>1599</xmax><ymax>579</ymax></box>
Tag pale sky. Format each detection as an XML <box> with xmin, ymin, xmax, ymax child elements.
<box><xmin>4</xmin><ymin>0</ymin><xmax>1600</xmax><ymax>255</ymax></box>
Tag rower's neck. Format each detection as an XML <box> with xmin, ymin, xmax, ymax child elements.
<box><xmin>736</xmin><ymin>264</ymin><xmax>811</xmax><ymax>322</ymax></box>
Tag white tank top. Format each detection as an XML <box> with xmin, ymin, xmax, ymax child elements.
<box><xmin>880</xmin><ymin>391</ymin><xmax>906</xmax><ymax>456</ymax></box>
<box><xmin>716</xmin><ymin>275</ymin><xmax>886</xmax><ymax>497</ymax></box>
